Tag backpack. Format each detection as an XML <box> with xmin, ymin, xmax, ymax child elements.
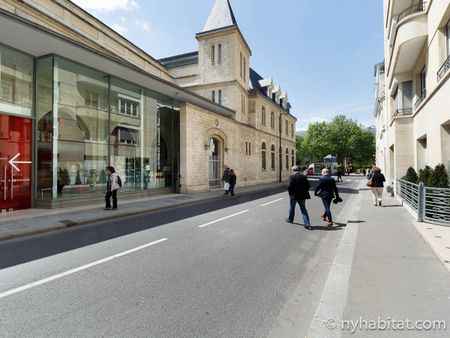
<box><xmin>117</xmin><ymin>175</ymin><xmax>122</xmax><ymax>188</ymax></box>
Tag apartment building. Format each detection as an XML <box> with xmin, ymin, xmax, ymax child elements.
<box><xmin>377</xmin><ymin>0</ymin><xmax>450</xmax><ymax>182</ymax></box>
<box><xmin>0</xmin><ymin>0</ymin><xmax>296</xmax><ymax>211</ymax></box>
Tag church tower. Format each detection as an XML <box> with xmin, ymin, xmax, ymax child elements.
<box><xmin>196</xmin><ymin>0</ymin><xmax>251</xmax><ymax>123</ymax></box>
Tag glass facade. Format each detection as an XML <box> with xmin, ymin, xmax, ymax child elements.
<box><xmin>0</xmin><ymin>44</ymin><xmax>33</xmax><ymax>117</ymax></box>
<box><xmin>36</xmin><ymin>56</ymin><xmax>179</xmax><ymax>202</ymax></box>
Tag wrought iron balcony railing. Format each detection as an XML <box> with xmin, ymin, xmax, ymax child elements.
<box><xmin>414</xmin><ymin>91</ymin><xmax>426</xmax><ymax>110</ymax></box>
<box><xmin>397</xmin><ymin>2</ymin><xmax>426</xmax><ymax>23</ymax></box>
<box><xmin>437</xmin><ymin>54</ymin><xmax>450</xmax><ymax>82</ymax></box>
<box><xmin>394</xmin><ymin>108</ymin><xmax>413</xmax><ymax>117</ymax></box>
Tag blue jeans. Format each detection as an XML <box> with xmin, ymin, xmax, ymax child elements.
<box><xmin>288</xmin><ymin>196</ymin><xmax>310</xmax><ymax>226</ymax></box>
<box><xmin>322</xmin><ymin>198</ymin><xmax>332</xmax><ymax>222</ymax></box>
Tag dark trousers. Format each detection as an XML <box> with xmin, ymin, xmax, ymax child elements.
<box><xmin>229</xmin><ymin>184</ymin><xmax>235</xmax><ymax>196</ymax></box>
<box><xmin>105</xmin><ymin>189</ymin><xmax>117</xmax><ymax>209</ymax></box>
<box><xmin>321</xmin><ymin>198</ymin><xmax>333</xmax><ymax>221</ymax></box>
<box><xmin>288</xmin><ymin>196</ymin><xmax>310</xmax><ymax>226</ymax></box>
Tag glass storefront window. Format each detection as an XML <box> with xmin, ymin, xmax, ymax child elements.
<box><xmin>110</xmin><ymin>77</ymin><xmax>143</xmax><ymax>191</ymax></box>
<box><xmin>0</xmin><ymin>45</ymin><xmax>33</xmax><ymax>117</ymax></box>
<box><xmin>36</xmin><ymin>56</ymin><xmax>180</xmax><ymax>202</ymax></box>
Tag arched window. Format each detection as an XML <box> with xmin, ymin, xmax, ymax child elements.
<box><xmin>261</xmin><ymin>143</ymin><xmax>266</xmax><ymax>170</ymax></box>
<box><xmin>243</xmin><ymin>57</ymin><xmax>246</xmax><ymax>81</ymax></box>
<box><xmin>261</xmin><ymin>106</ymin><xmax>266</xmax><ymax>125</ymax></box>
<box><xmin>212</xmin><ymin>90</ymin><xmax>215</xmax><ymax>102</ymax></box>
<box><xmin>291</xmin><ymin>149</ymin><xmax>295</xmax><ymax>167</ymax></box>
<box><xmin>211</xmin><ymin>45</ymin><xmax>215</xmax><ymax>63</ymax></box>
<box><xmin>271</xmin><ymin>112</ymin><xmax>275</xmax><ymax>129</ymax></box>
<box><xmin>218</xmin><ymin>44</ymin><xmax>222</xmax><ymax>62</ymax></box>
<box><xmin>271</xmin><ymin>144</ymin><xmax>275</xmax><ymax>170</ymax></box>
<box><xmin>291</xmin><ymin>124</ymin><xmax>294</xmax><ymax>138</ymax></box>
<box><xmin>218</xmin><ymin>90</ymin><xmax>222</xmax><ymax>105</ymax></box>
<box><xmin>285</xmin><ymin>120</ymin><xmax>289</xmax><ymax>135</ymax></box>
<box><xmin>286</xmin><ymin>148</ymin><xmax>289</xmax><ymax>170</ymax></box>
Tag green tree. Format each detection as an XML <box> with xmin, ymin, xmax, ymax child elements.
<box><xmin>418</xmin><ymin>165</ymin><xmax>433</xmax><ymax>186</ymax></box>
<box><xmin>429</xmin><ymin>164</ymin><xmax>450</xmax><ymax>188</ymax></box>
<box><xmin>301</xmin><ymin>122</ymin><xmax>331</xmax><ymax>161</ymax></box>
<box><xmin>295</xmin><ymin>135</ymin><xmax>304</xmax><ymax>166</ymax></box>
<box><xmin>402</xmin><ymin>167</ymin><xmax>418</xmax><ymax>183</ymax></box>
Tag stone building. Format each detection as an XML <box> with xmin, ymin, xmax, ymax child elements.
<box><xmin>376</xmin><ymin>0</ymin><xmax>450</xmax><ymax>182</ymax></box>
<box><xmin>0</xmin><ymin>0</ymin><xmax>296</xmax><ymax>211</ymax></box>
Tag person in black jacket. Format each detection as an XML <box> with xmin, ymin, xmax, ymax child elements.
<box><xmin>228</xmin><ymin>169</ymin><xmax>237</xmax><ymax>197</ymax></box>
<box><xmin>286</xmin><ymin>166</ymin><xmax>311</xmax><ymax>229</ymax></box>
<box><xmin>314</xmin><ymin>168</ymin><xmax>340</xmax><ymax>227</ymax></box>
<box><xmin>368</xmin><ymin>166</ymin><xmax>386</xmax><ymax>206</ymax></box>
<box><xmin>221</xmin><ymin>165</ymin><xmax>230</xmax><ymax>195</ymax></box>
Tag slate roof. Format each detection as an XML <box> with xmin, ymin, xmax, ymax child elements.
<box><xmin>202</xmin><ymin>0</ymin><xmax>238</xmax><ymax>33</ymax></box>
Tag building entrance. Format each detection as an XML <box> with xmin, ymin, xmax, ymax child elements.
<box><xmin>0</xmin><ymin>114</ymin><xmax>32</xmax><ymax>211</ymax></box>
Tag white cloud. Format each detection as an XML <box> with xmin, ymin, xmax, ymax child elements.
<box><xmin>110</xmin><ymin>23</ymin><xmax>128</xmax><ymax>35</ymax></box>
<box><xmin>72</xmin><ymin>0</ymin><xmax>139</xmax><ymax>13</ymax></box>
<box><xmin>134</xmin><ymin>20</ymin><xmax>151</xmax><ymax>32</ymax></box>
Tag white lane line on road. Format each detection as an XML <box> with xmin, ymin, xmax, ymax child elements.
<box><xmin>198</xmin><ymin>210</ymin><xmax>249</xmax><ymax>228</ymax></box>
<box><xmin>0</xmin><ymin>238</ymin><xmax>168</xmax><ymax>300</ymax></box>
<box><xmin>260</xmin><ymin>198</ymin><xmax>283</xmax><ymax>207</ymax></box>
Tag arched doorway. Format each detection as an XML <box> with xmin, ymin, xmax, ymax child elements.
<box><xmin>208</xmin><ymin>137</ymin><xmax>221</xmax><ymax>187</ymax></box>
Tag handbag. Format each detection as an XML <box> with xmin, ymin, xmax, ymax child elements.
<box><xmin>366</xmin><ymin>178</ymin><xmax>373</xmax><ymax>187</ymax></box>
<box><xmin>224</xmin><ymin>182</ymin><xmax>230</xmax><ymax>190</ymax></box>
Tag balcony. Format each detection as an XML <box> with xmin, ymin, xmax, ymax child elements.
<box><xmin>414</xmin><ymin>91</ymin><xmax>426</xmax><ymax>110</ymax></box>
<box><xmin>388</xmin><ymin>2</ymin><xmax>427</xmax><ymax>76</ymax></box>
<box><xmin>394</xmin><ymin>108</ymin><xmax>413</xmax><ymax>117</ymax></box>
<box><xmin>437</xmin><ymin>54</ymin><xmax>450</xmax><ymax>82</ymax></box>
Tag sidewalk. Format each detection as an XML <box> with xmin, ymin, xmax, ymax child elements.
<box><xmin>0</xmin><ymin>182</ymin><xmax>285</xmax><ymax>242</ymax></box>
<box><xmin>342</xmin><ymin>185</ymin><xmax>450</xmax><ymax>337</ymax></box>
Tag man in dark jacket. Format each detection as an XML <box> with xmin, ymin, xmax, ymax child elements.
<box><xmin>287</xmin><ymin>166</ymin><xmax>311</xmax><ymax>229</ymax></box>
<box><xmin>314</xmin><ymin>168</ymin><xmax>340</xmax><ymax>227</ymax></box>
<box><xmin>221</xmin><ymin>165</ymin><xmax>230</xmax><ymax>195</ymax></box>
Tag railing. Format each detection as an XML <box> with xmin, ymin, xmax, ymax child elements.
<box><xmin>397</xmin><ymin>2</ymin><xmax>426</xmax><ymax>23</ymax></box>
<box><xmin>394</xmin><ymin>108</ymin><xmax>413</xmax><ymax>117</ymax></box>
<box><xmin>437</xmin><ymin>54</ymin><xmax>450</xmax><ymax>82</ymax></box>
<box><xmin>396</xmin><ymin>179</ymin><xmax>450</xmax><ymax>226</ymax></box>
<box><xmin>423</xmin><ymin>186</ymin><xmax>450</xmax><ymax>225</ymax></box>
<box><xmin>414</xmin><ymin>91</ymin><xmax>426</xmax><ymax>110</ymax></box>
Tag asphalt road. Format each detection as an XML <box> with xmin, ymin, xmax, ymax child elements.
<box><xmin>0</xmin><ymin>177</ymin><xmax>362</xmax><ymax>337</ymax></box>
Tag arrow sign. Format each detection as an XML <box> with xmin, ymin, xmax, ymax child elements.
<box><xmin>9</xmin><ymin>153</ymin><xmax>32</xmax><ymax>172</ymax></box>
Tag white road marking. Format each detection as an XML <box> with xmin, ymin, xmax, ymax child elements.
<box><xmin>0</xmin><ymin>238</ymin><xmax>168</xmax><ymax>300</ymax></box>
<box><xmin>260</xmin><ymin>198</ymin><xmax>284</xmax><ymax>207</ymax></box>
<box><xmin>198</xmin><ymin>210</ymin><xmax>249</xmax><ymax>228</ymax></box>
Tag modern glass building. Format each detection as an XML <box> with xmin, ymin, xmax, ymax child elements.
<box><xmin>1</xmin><ymin>45</ymin><xmax>180</xmax><ymax>210</ymax></box>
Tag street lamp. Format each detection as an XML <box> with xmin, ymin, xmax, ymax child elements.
<box><xmin>279</xmin><ymin>111</ymin><xmax>289</xmax><ymax>182</ymax></box>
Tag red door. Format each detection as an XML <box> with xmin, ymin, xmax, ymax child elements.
<box><xmin>0</xmin><ymin>114</ymin><xmax>32</xmax><ymax>211</ymax></box>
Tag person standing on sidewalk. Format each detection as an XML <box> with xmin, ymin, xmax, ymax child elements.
<box><xmin>315</xmin><ymin>168</ymin><xmax>340</xmax><ymax>227</ymax></box>
<box><xmin>286</xmin><ymin>166</ymin><xmax>311</xmax><ymax>230</ymax></box>
<box><xmin>105</xmin><ymin>166</ymin><xmax>120</xmax><ymax>210</ymax></box>
<box><xmin>368</xmin><ymin>166</ymin><xmax>386</xmax><ymax>206</ymax></box>
<box><xmin>221</xmin><ymin>165</ymin><xmax>230</xmax><ymax>195</ymax></box>
<box><xmin>228</xmin><ymin>169</ymin><xmax>237</xmax><ymax>198</ymax></box>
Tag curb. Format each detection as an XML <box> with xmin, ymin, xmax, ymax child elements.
<box><xmin>0</xmin><ymin>184</ymin><xmax>286</xmax><ymax>243</ymax></box>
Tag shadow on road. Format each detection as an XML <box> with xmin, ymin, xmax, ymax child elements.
<box><xmin>0</xmin><ymin>186</ymin><xmax>287</xmax><ymax>269</ymax></box>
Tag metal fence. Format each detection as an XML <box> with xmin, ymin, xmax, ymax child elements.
<box><xmin>396</xmin><ymin>179</ymin><xmax>450</xmax><ymax>226</ymax></box>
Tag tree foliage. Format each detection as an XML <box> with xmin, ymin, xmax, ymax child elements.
<box><xmin>298</xmin><ymin>115</ymin><xmax>375</xmax><ymax>168</ymax></box>
<box><xmin>403</xmin><ymin>167</ymin><xmax>418</xmax><ymax>183</ymax></box>
<box><xmin>429</xmin><ymin>164</ymin><xmax>450</xmax><ymax>188</ymax></box>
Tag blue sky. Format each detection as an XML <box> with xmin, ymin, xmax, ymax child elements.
<box><xmin>72</xmin><ymin>0</ymin><xmax>384</xmax><ymax>131</ymax></box>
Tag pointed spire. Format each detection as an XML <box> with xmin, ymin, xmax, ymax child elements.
<box><xmin>202</xmin><ymin>0</ymin><xmax>238</xmax><ymax>33</ymax></box>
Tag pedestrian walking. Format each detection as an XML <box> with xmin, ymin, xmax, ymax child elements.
<box><xmin>105</xmin><ymin>166</ymin><xmax>120</xmax><ymax>210</ymax></box>
<box><xmin>367</xmin><ymin>166</ymin><xmax>386</xmax><ymax>206</ymax></box>
<box><xmin>286</xmin><ymin>166</ymin><xmax>311</xmax><ymax>230</ymax></box>
<box><xmin>314</xmin><ymin>168</ymin><xmax>340</xmax><ymax>227</ymax></box>
<box><xmin>221</xmin><ymin>165</ymin><xmax>230</xmax><ymax>195</ymax></box>
<box><xmin>337</xmin><ymin>167</ymin><xmax>343</xmax><ymax>182</ymax></box>
<box><xmin>228</xmin><ymin>169</ymin><xmax>237</xmax><ymax>197</ymax></box>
